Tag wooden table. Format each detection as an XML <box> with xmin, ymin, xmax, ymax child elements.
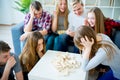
<box><xmin>28</xmin><ymin>50</ymin><xmax>88</xmax><ymax>80</ymax></box>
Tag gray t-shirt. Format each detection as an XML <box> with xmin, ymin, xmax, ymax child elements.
<box><xmin>57</xmin><ymin>16</ymin><xmax>65</xmax><ymax>30</ymax></box>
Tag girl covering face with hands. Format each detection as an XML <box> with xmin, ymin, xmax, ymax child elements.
<box><xmin>74</xmin><ymin>26</ymin><xmax>120</xmax><ymax>80</ymax></box>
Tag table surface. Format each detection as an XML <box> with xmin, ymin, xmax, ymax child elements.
<box><xmin>28</xmin><ymin>50</ymin><xmax>88</xmax><ymax>80</ymax></box>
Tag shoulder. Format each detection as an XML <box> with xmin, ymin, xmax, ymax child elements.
<box><xmin>42</xmin><ymin>11</ymin><xmax>52</xmax><ymax>17</ymax></box>
<box><xmin>97</xmin><ymin>33</ymin><xmax>112</xmax><ymax>42</ymax></box>
<box><xmin>105</xmin><ymin>18</ymin><xmax>120</xmax><ymax>26</ymax></box>
<box><xmin>10</xmin><ymin>53</ymin><xmax>19</xmax><ymax>61</ymax></box>
<box><xmin>25</xmin><ymin>13</ymin><xmax>30</xmax><ymax>18</ymax></box>
<box><xmin>68</xmin><ymin>12</ymin><xmax>74</xmax><ymax>17</ymax></box>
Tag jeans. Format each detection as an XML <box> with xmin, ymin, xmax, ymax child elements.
<box><xmin>54</xmin><ymin>33</ymin><xmax>79</xmax><ymax>53</ymax></box>
<box><xmin>98</xmin><ymin>69</ymin><xmax>119</xmax><ymax>80</ymax></box>
<box><xmin>46</xmin><ymin>33</ymin><xmax>58</xmax><ymax>51</ymax></box>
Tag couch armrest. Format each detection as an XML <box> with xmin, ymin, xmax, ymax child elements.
<box><xmin>11</xmin><ymin>21</ymin><xmax>24</xmax><ymax>56</ymax></box>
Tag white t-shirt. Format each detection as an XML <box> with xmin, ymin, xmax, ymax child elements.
<box><xmin>68</xmin><ymin>10</ymin><xmax>87</xmax><ymax>32</ymax></box>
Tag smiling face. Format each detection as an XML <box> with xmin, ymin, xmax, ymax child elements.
<box><xmin>58</xmin><ymin>0</ymin><xmax>67</xmax><ymax>13</ymax></box>
<box><xmin>0</xmin><ymin>51</ymin><xmax>10</xmax><ymax>66</ymax></box>
<box><xmin>87</xmin><ymin>12</ymin><xmax>96</xmax><ymax>27</ymax></box>
<box><xmin>72</xmin><ymin>3</ymin><xmax>84</xmax><ymax>16</ymax></box>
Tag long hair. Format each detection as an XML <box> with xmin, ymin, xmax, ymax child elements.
<box><xmin>74</xmin><ymin>26</ymin><xmax>116</xmax><ymax>60</ymax></box>
<box><xmin>56</xmin><ymin>0</ymin><xmax>69</xmax><ymax>29</ymax></box>
<box><xmin>88</xmin><ymin>7</ymin><xmax>107</xmax><ymax>34</ymax></box>
<box><xmin>19</xmin><ymin>31</ymin><xmax>45</xmax><ymax>72</ymax></box>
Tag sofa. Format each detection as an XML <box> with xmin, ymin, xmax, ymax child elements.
<box><xmin>11</xmin><ymin>21</ymin><xmax>75</xmax><ymax>56</ymax></box>
<box><xmin>11</xmin><ymin>21</ymin><xmax>120</xmax><ymax>56</ymax></box>
<box><xmin>11</xmin><ymin>21</ymin><xmax>24</xmax><ymax>56</ymax></box>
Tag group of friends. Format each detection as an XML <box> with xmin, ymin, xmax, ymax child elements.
<box><xmin>0</xmin><ymin>0</ymin><xmax>120</xmax><ymax>80</ymax></box>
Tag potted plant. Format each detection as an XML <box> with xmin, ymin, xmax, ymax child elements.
<box><xmin>14</xmin><ymin>0</ymin><xmax>34</xmax><ymax>14</ymax></box>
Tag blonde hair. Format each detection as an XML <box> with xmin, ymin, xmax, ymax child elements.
<box><xmin>19</xmin><ymin>31</ymin><xmax>46</xmax><ymax>72</ymax></box>
<box><xmin>88</xmin><ymin>7</ymin><xmax>106</xmax><ymax>34</ymax></box>
<box><xmin>56</xmin><ymin>0</ymin><xmax>69</xmax><ymax>29</ymax></box>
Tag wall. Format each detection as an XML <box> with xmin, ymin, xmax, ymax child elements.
<box><xmin>0</xmin><ymin>0</ymin><xmax>25</xmax><ymax>25</ymax></box>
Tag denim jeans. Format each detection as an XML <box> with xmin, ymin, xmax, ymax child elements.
<box><xmin>46</xmin><ymin>33</ymin><xmax>58</xmax><ymax>51</ymax></box>
<box><xmin>98</xmin><ymin>69</ymin><xmax>119</xmax><ymax>80</ymax></box>
<box><xmin>54</xmin><ymin>33</ymin><xmax>79</xmax><ymax>53</ymax></box>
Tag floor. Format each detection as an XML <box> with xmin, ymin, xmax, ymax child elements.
<box><xmin>0</xmin><ymin>25</ymin><xmax>14</xmax><ymax>53</ymax></box>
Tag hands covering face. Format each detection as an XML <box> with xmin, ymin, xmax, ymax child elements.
<box><xmin>5</xmin><ymin>56</ymin><xmax>16</xmax><ymax>71</ymax></box>
<box><xmin>80</xmin><ymin>36</ymin><xmax>94</xmax><ymax>50</ymax></box>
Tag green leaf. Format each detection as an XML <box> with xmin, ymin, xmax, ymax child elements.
<box><xmin>14</xmin><ymin>0</ymin><xmax>34</xmax><ymax>14</ymax></box>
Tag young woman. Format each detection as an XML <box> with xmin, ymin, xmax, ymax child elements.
<box><xmin>85</xmin><ymin>7</ymin><xmax>120</xmax><ymax>37</ymax></box>
<box><xmin>46</xmin><ymin>0</ymin><xmax>69</xmax><ymax>51</ymax></box>
<box><xmin>74</xmin><ymin>26</ymin><xmax>120</xmax><ymax>80</ymax></box>
<box><xmin>19</xmin><ymin>31</ymin><xmax>46</xmax><ymax>80</ymax></box>
<box><xmin>54</xmin><ymin>0</ymin><xmax>86</xmax><ymax>53</ymax></box>
<box><xmin>84</xmin><ymin>7</ymin><xmax>120</xmax><ymax>78</ymax></box>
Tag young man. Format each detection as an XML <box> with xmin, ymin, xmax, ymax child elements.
<box><xmin>20</xmin><ymin>1</ymin><xmax>52</xmax><ymax>50</ymax></box>
<box><xmin>0</xmin><ymin>41</ymin><xmax>23</xmax><ymax>80</ymax></box>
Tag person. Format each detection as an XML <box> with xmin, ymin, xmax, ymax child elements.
<box><xmin>56</xmin><ymin>0</ymin><xmax>86</xmax><ymax>52</ymax></box>
<box><xmin>84</xmin><ymin>7</ymin><xmax>120</xmax><ymax>78</ymax></box>
<box><xmin>19</xmin><ymin>31</ymin><xmax>46</xmax><ymax>80</ymax></box>
<box><xmin>74</xmin><ymin>25</ymin><xmax>120</xmax><ymax>80</ymax></box>
<box><xmin>20</xmin><ymin>1</ymin><xmax>52</xmax><ymax>50</ymax></box>
<box><xmin>46</xmin><ymin>0</ymin><xmax>69</xmax><ymax>51</ymax></box>
<box><xmin>0</xmin><ymin>41</ymin><xmax>23</xmax><ymax>80</ymax></box>
<box><xmin>85</xmin><ymin>7</ymin><xmax>120</xmax><ymax>37</ymax></box>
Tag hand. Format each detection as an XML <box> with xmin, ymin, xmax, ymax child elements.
<box><xmin>80</xmin><ymin>36</ymin><xmax>94</xmax><ymax>50</ymax></box>
<box><xmin>20</xmin><ymin>32</ymin><xmax>29</xmax><ymax>41</ymax></box>
<box><xmin>53</xmin><ymin>11</ymin><xmax>57</xmax><ymax>18</ymax></box>
<box><xmin>5</xmin><ymin>56</ymin><xmax>16</xmax><ymax>71</ymax></box>
<box><xmin>66</xmin><ymin>29</ymin><xmax>75</xmax><ymax>37</ymax></box>
<box><xmin>30</xmin><ymin>5</ymin><xmax>35</xmax><ymax>18</ymax></box>
<box><xmin>83</xmin><ymin>18</ymin><xmax>89</xmax><ymax>26</ymax></box>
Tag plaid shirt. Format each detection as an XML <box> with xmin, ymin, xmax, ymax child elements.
<box><xmin>104</xmin><ymin>18</ymin><xmax>120</xmax><ymax>37</ymax></box>
<box><xmin>24</xmin><ymin>11</ymin><xmax>52</xmax><ymax>32</ymax></box>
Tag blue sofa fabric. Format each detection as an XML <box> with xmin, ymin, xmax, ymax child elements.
<box><xmin>11</xmin><ymin>21</ymin><xmax>24</xmax><ymax>56</ymax></box>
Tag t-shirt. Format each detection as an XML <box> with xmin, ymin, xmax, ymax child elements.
<box><xmin>0</xmin><ymin>53</ymin><xmax>22</xmax><ymax>80</ymax></box>
<box><xmin>68</xmin><ymin>11</ymin><xmax>87</xmax><ymax>32</ymax></box>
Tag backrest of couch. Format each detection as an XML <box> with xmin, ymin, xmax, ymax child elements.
<box><xmin>112</xmin><ymin>28</ymin><xmax>120</xmax><ymax>49</ymax></box>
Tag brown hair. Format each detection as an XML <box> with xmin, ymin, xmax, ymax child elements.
<box><xmin>88</xmin><ymin>7</ymin><xmax>106</xmax><ymax>33</ymax></box>
<box><xmin>0</xmin><ymin>41</ymin><xmax>11</xmax><ymax>54</ymax></box>
<box><xmin>19</xmin><ymin>31</ymin><xmax>45</xmax><ymax>72</ymax></box>
<box><xmin>72</xmin><ymin>0</ymin><xmax>84</xmax><ymax>6</ymax></box>
<box><xmin>31</xmin><ymin>1</ymin><xmax>42</xmax><ymax>11</ymax></box>
<box><xmin>56</xmin><ymin>0</ymin><xmax>69</xmax><ymax>29</ymax></box>
<box><xmin>74</xmin><ymin>25</ymin><xmax>116</xmax><ymax>59</ymax></box>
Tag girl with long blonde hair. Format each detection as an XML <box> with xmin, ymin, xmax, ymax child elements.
<box><xmin>46</xmin><ymin>0</ymin><xmax>69</xmax><ymax>50</ymax></box>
